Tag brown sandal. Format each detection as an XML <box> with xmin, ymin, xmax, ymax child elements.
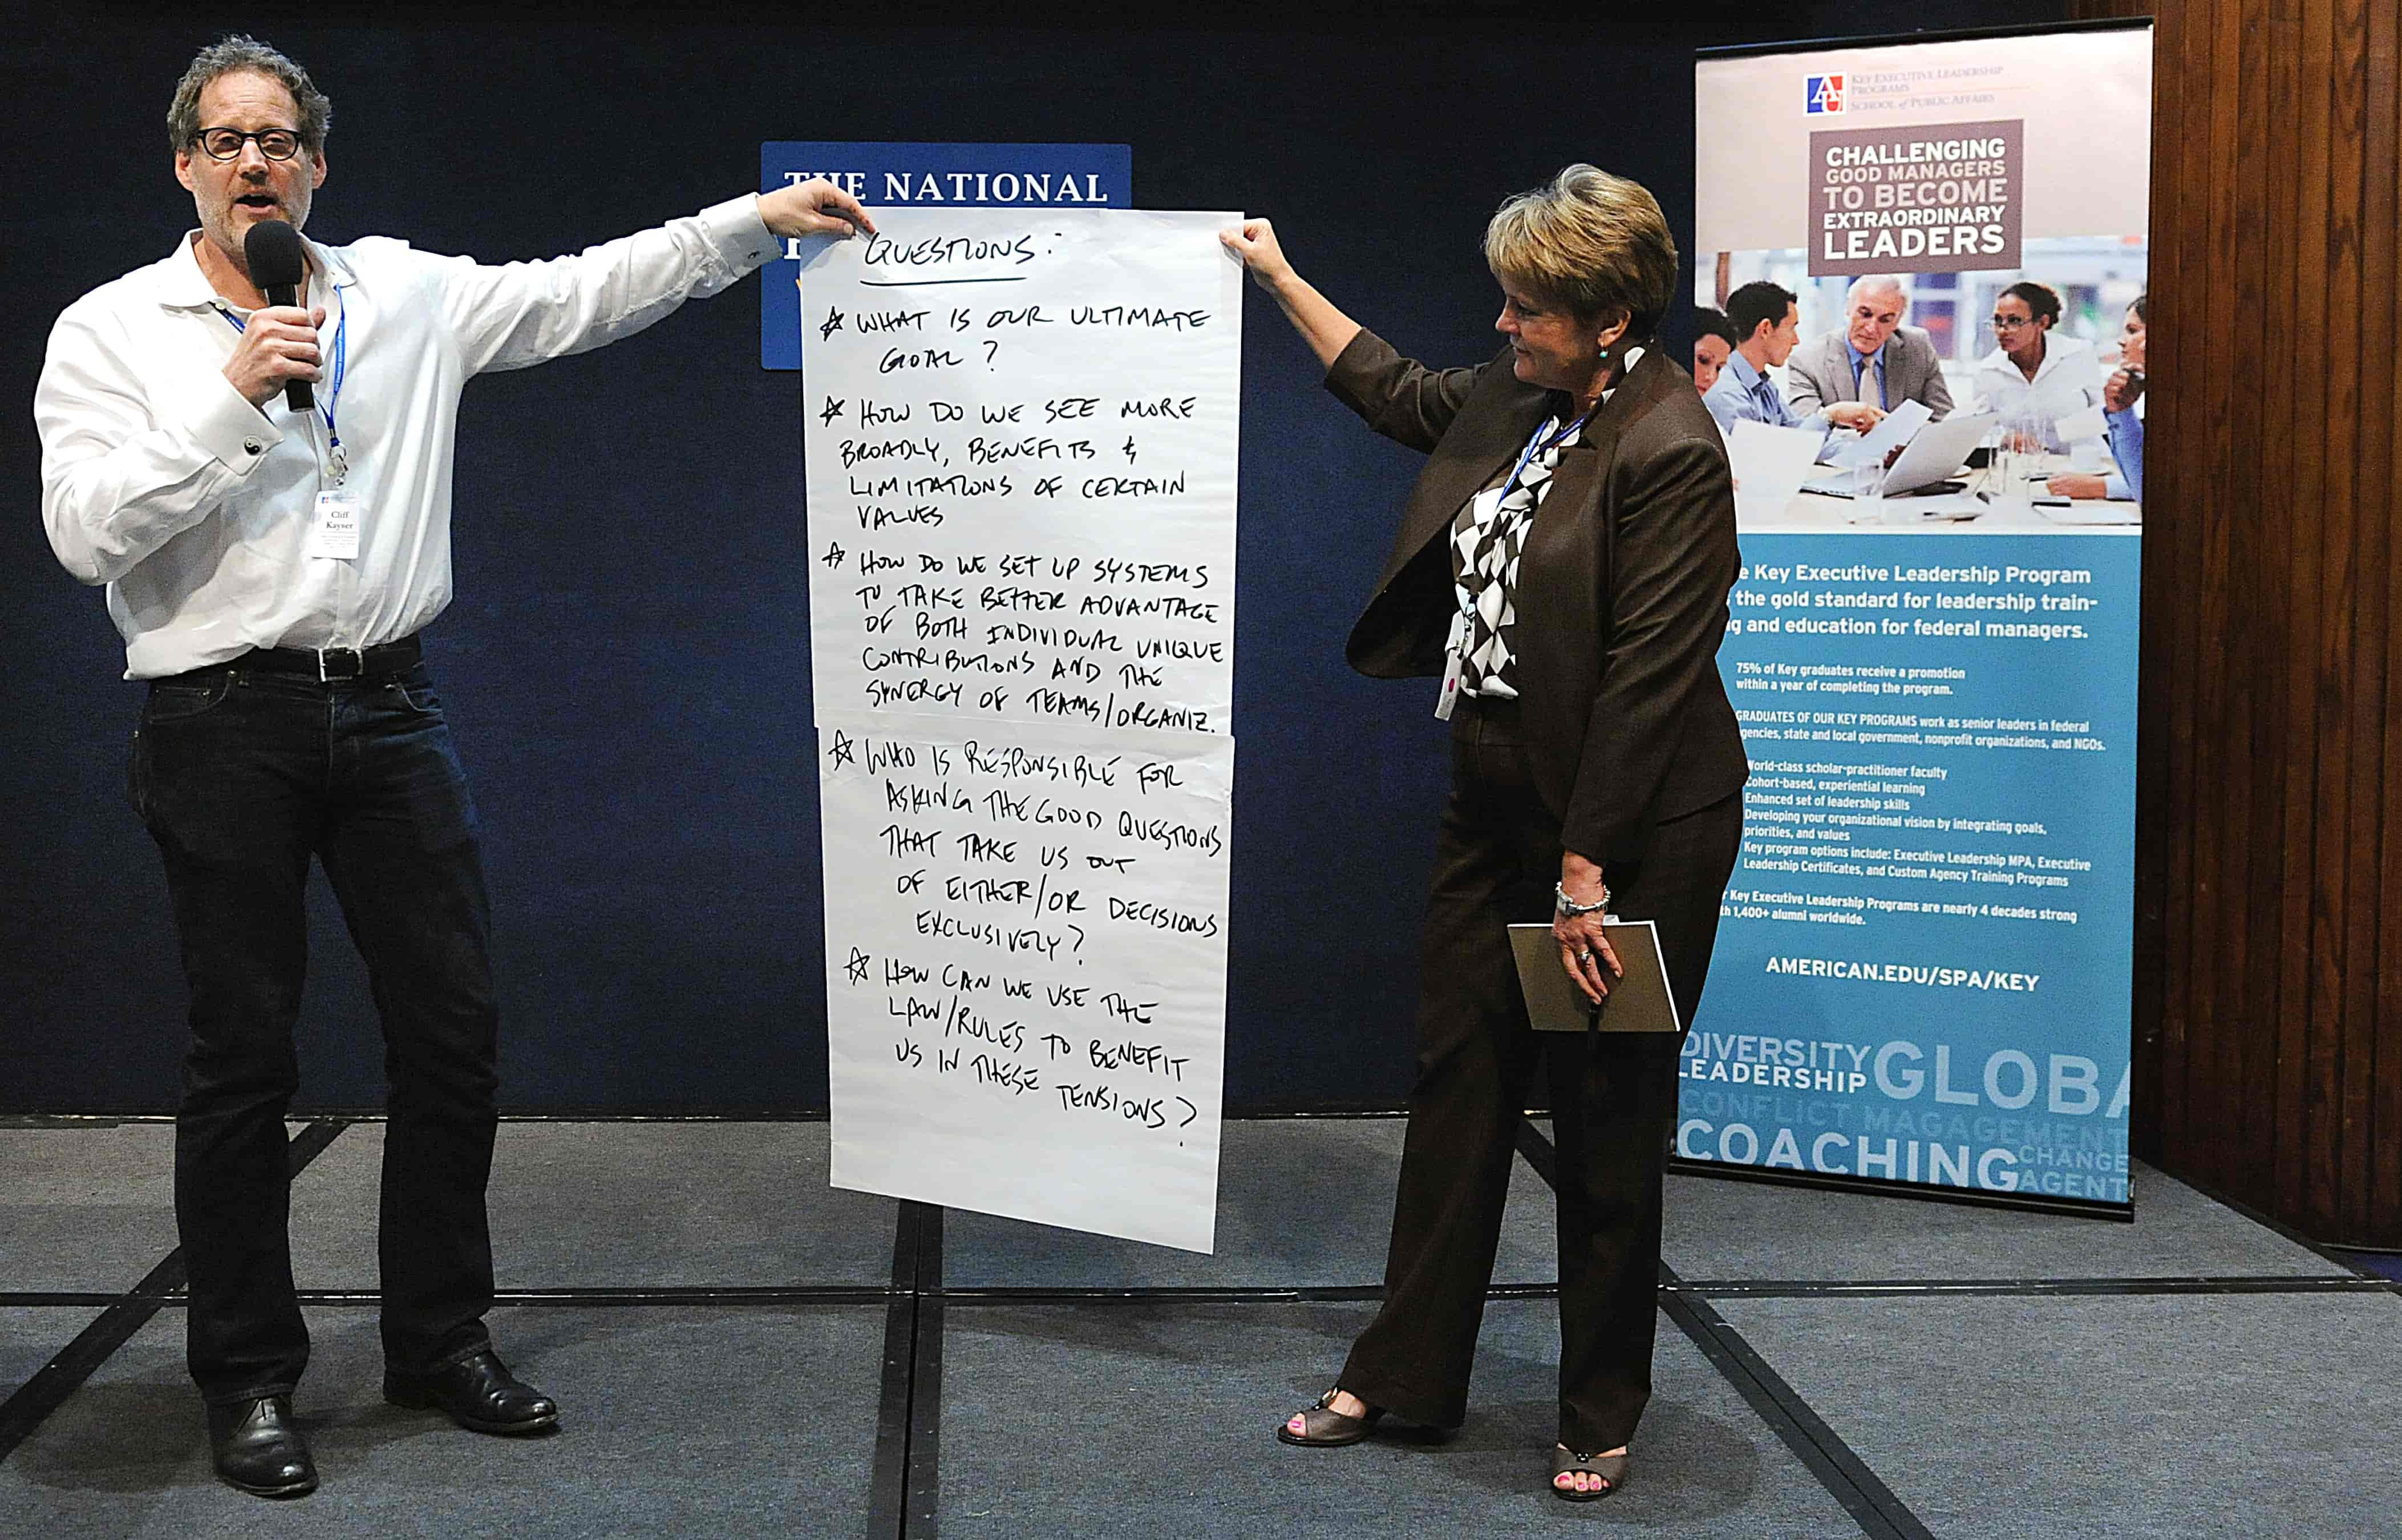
<box><xmin>1277</xmin><ymin>1389</ymin><xmax>1384</xmax><ymax>1446</ymax></box>
<box><xmin>1551</xmin><ymin>1446</ymin><xmax>1626</xmax><ymax>1501</ymax></box>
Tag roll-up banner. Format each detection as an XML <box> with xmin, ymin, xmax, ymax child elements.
<box><xmin>1688</xmin><ymin>22</ymin><xmax>2151</xmax><ymax>1211</ymax></box>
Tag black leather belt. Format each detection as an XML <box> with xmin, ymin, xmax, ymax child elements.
<box><xmin>236</xmin><ymin>635</ymin><xmax>423</xmax><ymax>682</ymax></box>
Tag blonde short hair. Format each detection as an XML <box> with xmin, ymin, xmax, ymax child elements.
<box><xmin>1483</xmin><ymin>164</ymin><xmax>1679</xmax><ymax>339</ymax></box>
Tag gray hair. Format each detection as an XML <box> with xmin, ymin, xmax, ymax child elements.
<box><xmin>167</xmin><ymin>35</ymin><xmax>331</xmax><ymax>153</ymax></box>
<box><xmin>1484</xmin><ymin>164</ymin><xmax>1679</xmax><ymax>340</ymax></box>
<box><xmin>1847</xmin><ymin>275</ymin><xmax>1907</xmax><ymax>307</ymax></box>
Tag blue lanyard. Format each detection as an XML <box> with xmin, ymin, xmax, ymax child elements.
<box><xmin>1459</xmin><ymin>404</ymin><xmax>1598</xmax><ymax>623</ymax></box>
<box><xmin>218</xmin><ymin>289</ymin><xmax>349</xmax><ymax>455</ymax></box>
<box><xmin>1502</xmin><ymin>403</ymin><xmax>1595</xmax><ymax>500</ymax></box>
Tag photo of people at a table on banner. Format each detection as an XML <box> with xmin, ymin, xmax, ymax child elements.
<box><xmin>1686</xmin><ymin>25</ymin><xmax>2149</xmax><ymax>1210</ymax></box>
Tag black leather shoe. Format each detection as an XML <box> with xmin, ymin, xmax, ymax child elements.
<box><xmin>206</xmin><ymin>1394</ymin><xmax>318</xmax><ymax>1497</ymax></box>
<box><xmin>383</xmin><ymin>1348</ymin><xmax>558</xmax><ymax>1434</ymax></box>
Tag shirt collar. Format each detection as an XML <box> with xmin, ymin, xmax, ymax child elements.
<box><xmin>309</xmin><ymin>234</ymin><xmax>358</xmax><ymax>291</ymax></box>
<box><xmin>151</xmin><ymin>228</ymin><xmax>357</xmax><ymax>310</ymax></box>
<box><xmin>1848</xmin><ymin>339</ymin><xmax>1882</xmax><ymax>370</ymax></box>
<box><xmin>1984</xmin><ymin>335</ymin><xmax>2063</xmax><ymax>380</ymax></box>
<box><xmin>1723</xmin><ymin>349</ymin><xmax>1767</xmax><ymax>391</ymax></box>
<box><xmin>1549</xmin><ymin>345</ymin><xmax>1652</xmax><ymax>420</ymax></box>
<box><xmin>1599</xmin><ymin>344</ymin><xmax>1644</xmax><ymax>404</ymax></box>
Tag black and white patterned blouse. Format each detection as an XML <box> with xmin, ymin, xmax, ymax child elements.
<box><xmin>1447</xmin><ymin>346</ymin><xmax>1645</xmax><ymax>700</ymax></box>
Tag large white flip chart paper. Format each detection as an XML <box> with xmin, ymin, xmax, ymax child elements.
<box><xmin>800</xmin><ymin>209</ymin><xmax>1242</xmax><ymax>1252</ymax></box>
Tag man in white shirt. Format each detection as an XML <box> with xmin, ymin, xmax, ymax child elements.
<box><xmin>35</xmin><ymin>35</ymin><xmax>872</xmax><ymax>1499</ymax></box>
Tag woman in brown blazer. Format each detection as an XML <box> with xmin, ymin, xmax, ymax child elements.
<box><xmin>1222</xmin><ymin>166</ymin><xmax>1747</xmax><ymax>1502</ymax></box>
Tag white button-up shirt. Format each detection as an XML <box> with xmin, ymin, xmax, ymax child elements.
<box><xmin>1969</xmin><ymin>333</ymin><xmax>2103</xmax><ymax>451</ymax></box>
<box><xmin>38</xmin><ymin>194</ymin><xmax>781</xmax><ymax>678</ymax></box>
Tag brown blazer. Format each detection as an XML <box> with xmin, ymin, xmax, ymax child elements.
<box><xmin>1327</xmin><ymin>329</ymin><xmax>1749</xmax><ymax>865</ymax></box>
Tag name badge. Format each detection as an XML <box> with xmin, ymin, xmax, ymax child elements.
<box><xmin>1435</xmin><ymin>649</ymin><xmax>1461</xmax><ymax>722</ymax></box>
<box><xmin>307</xmin><ymin>488</ymin><xmax>361</xmax><ymax>560</ymax></box>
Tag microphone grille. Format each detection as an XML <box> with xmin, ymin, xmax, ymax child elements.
<box><xmin>243</xmin><ymin>219</ymin><xmax>306</xmax><ymax>291</ymax></box>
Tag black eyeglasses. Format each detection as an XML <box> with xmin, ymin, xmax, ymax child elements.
<box><xmin>195</xmin><ymin>127</ymin><xmax>305</xmax><ymax>162</ymax></box>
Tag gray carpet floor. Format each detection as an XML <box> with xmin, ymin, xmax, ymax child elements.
<box><xmin>0</xmin><ymin>1303</ymin><xmax>885</xmax><ymax>1538</ymax></box>
<box><xmin>292</xmin><ymin>1121</ymin><xmax>898</xmax><ymax>1290</ymax></box>
<box><xmin>1714</xmin><ymin>1291</ymin><xmax>2402</xmax><ymax>1540</ymax></box>
<box><xmin>943</xmin><ymin>1116</ymin><xmax>1557</xmax><ymax>1290</ymax></box>
<box><xmin>0</xmin><ymin>1125</ymin><xmax>181</xmax><ymax>1292</ymax></box>
<box><xmin>4</xmin><ymin>1117</ymin><xmax>2395</xmax><ymax>1538</ymax></box>
<box><xmin>937</xmin><ymin>1297</ymin><xmax>1860</xmax><ymax>1537</ymax></box>
<box><xmin>2</xmin><ymin>1309</ymin><xmax>96</xmax><ymax>1404</ymax></box>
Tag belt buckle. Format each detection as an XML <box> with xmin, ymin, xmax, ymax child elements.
<box><xmin>317</xmin><ymin>646</ymin><xmax>366</xmax><ymax>682</ymax></box>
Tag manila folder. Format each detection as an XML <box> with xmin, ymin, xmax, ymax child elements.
<box><xmin>1508</xmin><ymin>920</ymin><xmax>1683</xmax><ymax>1033</ymax></box>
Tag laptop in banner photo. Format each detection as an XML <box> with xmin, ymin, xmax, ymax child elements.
<box><xmin>1805</xmin><ymin>411</ymin><xmax>1995</xmax><ymax>499</ymax></box>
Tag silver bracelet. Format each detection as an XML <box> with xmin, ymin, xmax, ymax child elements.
<box><xmin>1553</xmin><ymin>881</ymin><xmax>1610</xmax><ymax>918</ymax></box>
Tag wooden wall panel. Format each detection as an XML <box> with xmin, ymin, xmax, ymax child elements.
<box><xmin>2372</xmin><ymin>0</ymin><xmax>2402</xmax><ymax>1246</ymax></box>
<box><xmin>2072</xmin><ymin>0</ymin><xmax>2402</xmax><ymax>1244</ymax></box>
<box><xmin>2333</xmin><ymin>0</ymin><xmax>2385</xmax><ymax>1243</ymax></box>
<box><xmin>2210</xmin><ymin>0</ymin><xmax>2242</xmax><ymax>1185</ymax></box>
<box><xmin>2239</xmin><ymin>0</ymin><xmax>2287</xmax><ymax>1206</ymax></box>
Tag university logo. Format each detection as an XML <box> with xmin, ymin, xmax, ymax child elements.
<box><xmin>1805</xmin><ymin>74</ymin><xmax>1846</xmax><ymax>114</ymax></box>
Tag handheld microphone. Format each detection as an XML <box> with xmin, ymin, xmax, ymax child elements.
<box><xmin>242</xmin><ymin>219</ymin><xmax>314</xmax><ymax>412</ymax></box>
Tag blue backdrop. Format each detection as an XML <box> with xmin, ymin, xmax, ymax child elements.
<box><xmin>2</xmin><ymin>4</ymin><xmax>2071</xmax><ymax>1113</ymax></box>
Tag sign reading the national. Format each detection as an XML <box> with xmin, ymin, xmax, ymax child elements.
<box><xmin>760</xmin><ymin>142</ymin><xmax>1133</xmax><ymax>370</ymax></box>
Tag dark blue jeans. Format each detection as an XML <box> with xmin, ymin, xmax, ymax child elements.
<box><xmin>129</xmin><ymin>658</ymin><xmax>499</xmax><ymax>1404</ymax></box>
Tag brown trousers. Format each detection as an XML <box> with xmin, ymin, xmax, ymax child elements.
<box><xmin>1339</xmin><ymin>695</ymin><xmax>1741</xmax><ymax>1452</ymax></box>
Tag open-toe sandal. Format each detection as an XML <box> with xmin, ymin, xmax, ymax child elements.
<box><xmin>1278</xmin><ymin>1389</ymin><xmax>1384</xmax><ymax>1447</ymax></box>
<box><xmin>1551</xmin><ymin>1446</ymin><xmax>1626</xmax><ymax>1502</ymax></box>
